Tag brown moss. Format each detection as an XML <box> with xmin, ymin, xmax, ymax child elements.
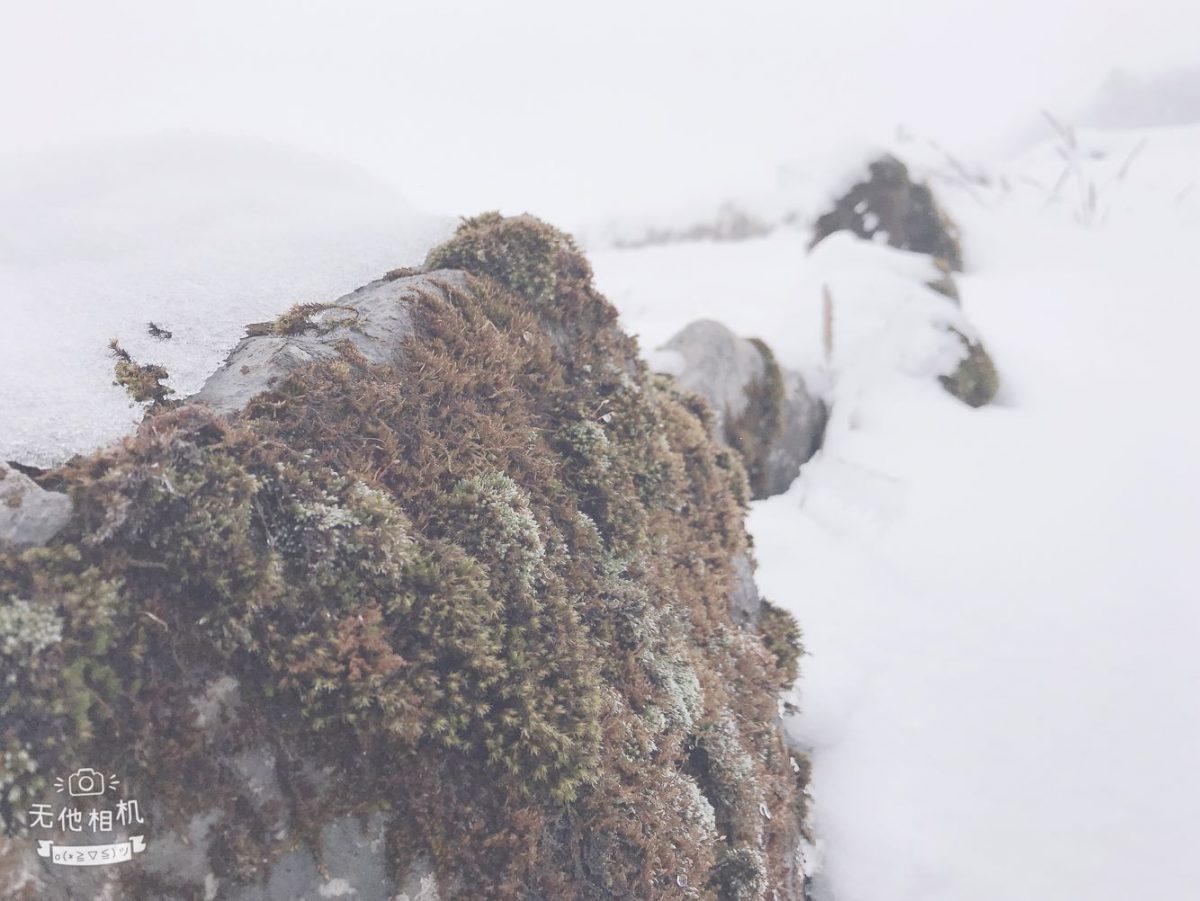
<box><xmin>2</xmin><ymin>215</ymin><xmax>809</xmax><ymax>899</ymax></box>
<box><xmin>109</xmin><ymin>339</ymin><xmax>173</xmax><ymax>406</ymax></box>
<box><xmin>757</xmin><ymin>600</ymin><xmax>803</xmax><ymax>690</ymax></box>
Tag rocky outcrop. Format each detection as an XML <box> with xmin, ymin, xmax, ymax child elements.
<box><xmin>0</xmin><ymin>462</ymin><xmax>71</xmax><ymax>549</ymax></box>
<box><xmin>194</xmin><ymin>272</ymin><xmax>455</xmax><ymax>416</ymax></box>
<box><xmin>659</xmin><ymin>320</ymin><xmax>826</xmax><ymax>499</ymax></box>
<box><xmin>1</xmin><ymin>215</ymin><xmax>809</xmax><ymax>900</ymax></box>
<box><xmin>812</xmin><ymin>155</ymin><xmax>963</xmax><ymax>271</ymax></box>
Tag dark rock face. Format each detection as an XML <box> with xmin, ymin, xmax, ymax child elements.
<box><xmin>0</xmin><ymin>215</ymin><xmax>810</xmax><ymax>900</ymax></box>
<box><xmin>812</xmin><ymin>155</ymin><xmax>964</xmax><ymax>271</ymax></box>
<box><xmin>661</xmin><ymin>321</ymin><xmax>826</xmax><ymax>500</ymax></box>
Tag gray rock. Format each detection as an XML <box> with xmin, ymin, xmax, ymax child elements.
<box><xmin>659</xmin><ymin>321</ymin><xmax>825</xmax><ymax>499</ymax></box>
<box><xmin>226</xmin><ymin>812</ymin><xmax>398</xmax><ymax>901</ymax></box>
<box><xmin>193</xmin><ymin>271</ymin><xmax>468</xmax><ymax>415</ymax></box>
<box><xmin>23</xmin><ymin>668</ymin><xmax>437</xmax><ymax>901</ymax></box>
<box><xmin>662</xmin><ymin>320</ymin><xmax>766</xmax><ymax>439</ymax></box>
<box><xmin>764</xmin><ymin>368</ymin><xmax>827</xmax><ymax>499</ymax></box>
<box><xmin>728</xmin><ymin>552</ymin><xmax>762</xmax><ymax>628</ymax></box>
<box><xmin>0</xmin><ymin>461</ymin><xmax>72</xmax><ymax>548</ymax></box>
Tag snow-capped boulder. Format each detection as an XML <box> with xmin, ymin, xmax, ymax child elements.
<box><xmin>811</xmin><ymin>154</ymin><xmax>963</xmax><ymax>271</ymax></box>
<box><xmin>659</xmin><ymin>320</ymin><xmax>826</xmax><ymax>498</ymax></box>
<box><xmin>809</xmin><ymin>233</ymin><xmax>998</xmax><ymax>408</ymax></box>
<box><xmin>0</xmin><ymin>462</ymin><xmax>71</xmax><ymax>549</ymax></box>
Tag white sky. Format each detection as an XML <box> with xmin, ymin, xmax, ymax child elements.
<box><xmin>1</xmin><ymin>0</ymin><xmax>1196</xmax><ymax>223</ymax></box>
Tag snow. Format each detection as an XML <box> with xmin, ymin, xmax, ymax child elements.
<box><xmin>0</xmin><ymin>134</ymin><xmax>449</xmax><ymax>467</ymax></box>
<box><xmin>3</xmin><ymin>111</ymin><xmax>1197</xmax><ymax>899</ymax></box>
<box><xmin>592</xmin><ymin>125</ymin><xmax>1200</xmax><ymax>900</ymax></box>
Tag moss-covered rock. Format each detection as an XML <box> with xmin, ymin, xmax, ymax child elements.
<box><xmin>812</xmin><ymin>155</ymin><xmax>963</xmax><ymax>271</ymax></box>
<box><xmin>659</xmin><ymin>320</ymin><xmax>825</xmax><ymax>500</ymax></box>
<box><xmin>940</xmin><ymin>330</ymin><xmax>1000</xmax><ymax>408</ymax></box>
<box><xmin>1</xmin><ymin>215</ymin><xmax>808</xmax><ymax>899</ymax></box>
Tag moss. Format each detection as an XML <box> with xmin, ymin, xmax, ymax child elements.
<box><xmin>109</xmin><ymin>339</ymin><xmax>173</xmax><ymax>406</ymax></box>
<box><xmin>3</xmin><ymin>214</ymin><xmax>809</xmax><ymax>899</ymax></box>
<box><xmin>711</xmin><ymin>847</ymin><xmax>768</xmax><ymax>901</ymax></box>
<box><xmin>724</xmin><ymin>338</ymin><xmax>785</xmax><ymax>500</ymax></box>
<box><xmin>757</xmin><ymin>600</ymin><xmax>803</xmax><ymax>689</ymax></box>
<box><xmin>273</xmin><ymin>302</ymin><xmax>361</xmax><ymax>336</ymax></box>
<box><xmin>425</xmin><ymin>212</ymin><xmax>582</xmax><ymax>307</ymax></box>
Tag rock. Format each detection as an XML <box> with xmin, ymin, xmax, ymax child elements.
<box><xmin>728</xmin><ymin>551</ymin><xmax>762</xmax><ymax>628</ymax></box>
<box><xmin>193</xmin><ymin>271</ymin><xmax>467</xmax><ymax>415</ymax></box>
<box><xmin>0</xmin><ymin>462</ymin><xmax>71</xmax><ymax>549</ymax></box>
<box><xmin>1</xmin><ymin>215</ymin><xmax>810</xmax><ymax>899</ymax></box>
<box><xmin>941</xmin><ymin>330</ymin><xmax>1000</xmax><ymax>407</ymax></box>
<box><xmin>811</xmin><ymin>154</ymin><xmax>963</xmax><ymax>271</ymax></box>
<box><xmin>660</xmin><ymin>320</ymin><xmax>826</xmax><ymax>499</ymax></box>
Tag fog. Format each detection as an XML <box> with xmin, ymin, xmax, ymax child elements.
<box><xmin>2</xmin><ymin>0</ymin><xmax>1196</xmax><ymax>222</ymax></box>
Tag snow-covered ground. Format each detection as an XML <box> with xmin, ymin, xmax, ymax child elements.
<box><xmin>592</xmin><ymin>124</ymin><xmax>1200</xmax><ymax>901</ymax></box>
<box><xmin>0</xmin><ymin>134</ymin><xmax>448</xmax><ymax>467</ymax></box>
<box><xmin>3</xmin><ymin>116</ymin><xmax>1197</xmax><ymax>900</ymax></box>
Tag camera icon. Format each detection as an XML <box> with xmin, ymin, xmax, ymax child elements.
<box><xmin>66</xmin><ymin>767</ymin><xmax>106</xmax><ymax>798</ymax></box>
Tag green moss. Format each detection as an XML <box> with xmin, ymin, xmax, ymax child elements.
<box><xmin>109</xmin><ymin>339</ymin><xmax>173</xmax><ymax>406</ymax></box>
<box><xmin>424</xmin><ymin>212</ymin><xmax>582</xmax><ymax>307</ymax></box>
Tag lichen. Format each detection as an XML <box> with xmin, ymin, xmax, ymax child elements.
<box><xmin>0</xmin><ymin>598</ymin><xmax>62</xmax><ymax>658</ymax></box>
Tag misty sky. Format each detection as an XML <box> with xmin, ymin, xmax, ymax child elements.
<box><xmin>1</xmin><ymin>0</ymin><xmax>1195</xmax><ymax>222</ymax></box>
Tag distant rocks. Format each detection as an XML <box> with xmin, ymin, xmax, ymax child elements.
<box><xmin>940</xmin><ymin>330</ymin><xmax>1000</xmax><ymax>408</ymax></box>
<box><xmin>0</xmin><ymin>462</ymin><xmax>71</xmax><ymax>549</ymax></box>
<box><xmin>659</xmin><ymin>320</ymin><xmax>826</xmax><ymax>498</ymax></box>
<box><xmin>812</xmin><ymin>154</ymin><xmax>963</xmax><ymax>271</ymax></box>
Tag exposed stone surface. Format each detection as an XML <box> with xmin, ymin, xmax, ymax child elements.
<box><xmin>811</xmin><ymin>154</ymin><xmax>963</xmax><ymax>271</ymax></box>
<box><xmin>727</xmin><ymin>551</ymin><xmax>762</xmax><ymax>628</ymax></box>
<box><xmin>660</xmin><ymin>320</ymin><xmax>825</xmax><ymax>499</ymax></box>
<box><xmin>193</xmin><ymin>271</ymin><xmax>466</xmax><ymax>415</ymax></box>
<box><xmin>0</xmin><ymin>462</ymin><xmax>72</xmax><ymax>549</ymax></box>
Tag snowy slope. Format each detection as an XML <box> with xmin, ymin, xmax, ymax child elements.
<box><xmin>592</xmin><ymin>125</ymin><xmax>1200</xmax><ymax>901</ymax></box>
<box><xmin>0</xmin><ymin>134</ymin><xmax>449</xmax><ymax>467</ymax></box>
